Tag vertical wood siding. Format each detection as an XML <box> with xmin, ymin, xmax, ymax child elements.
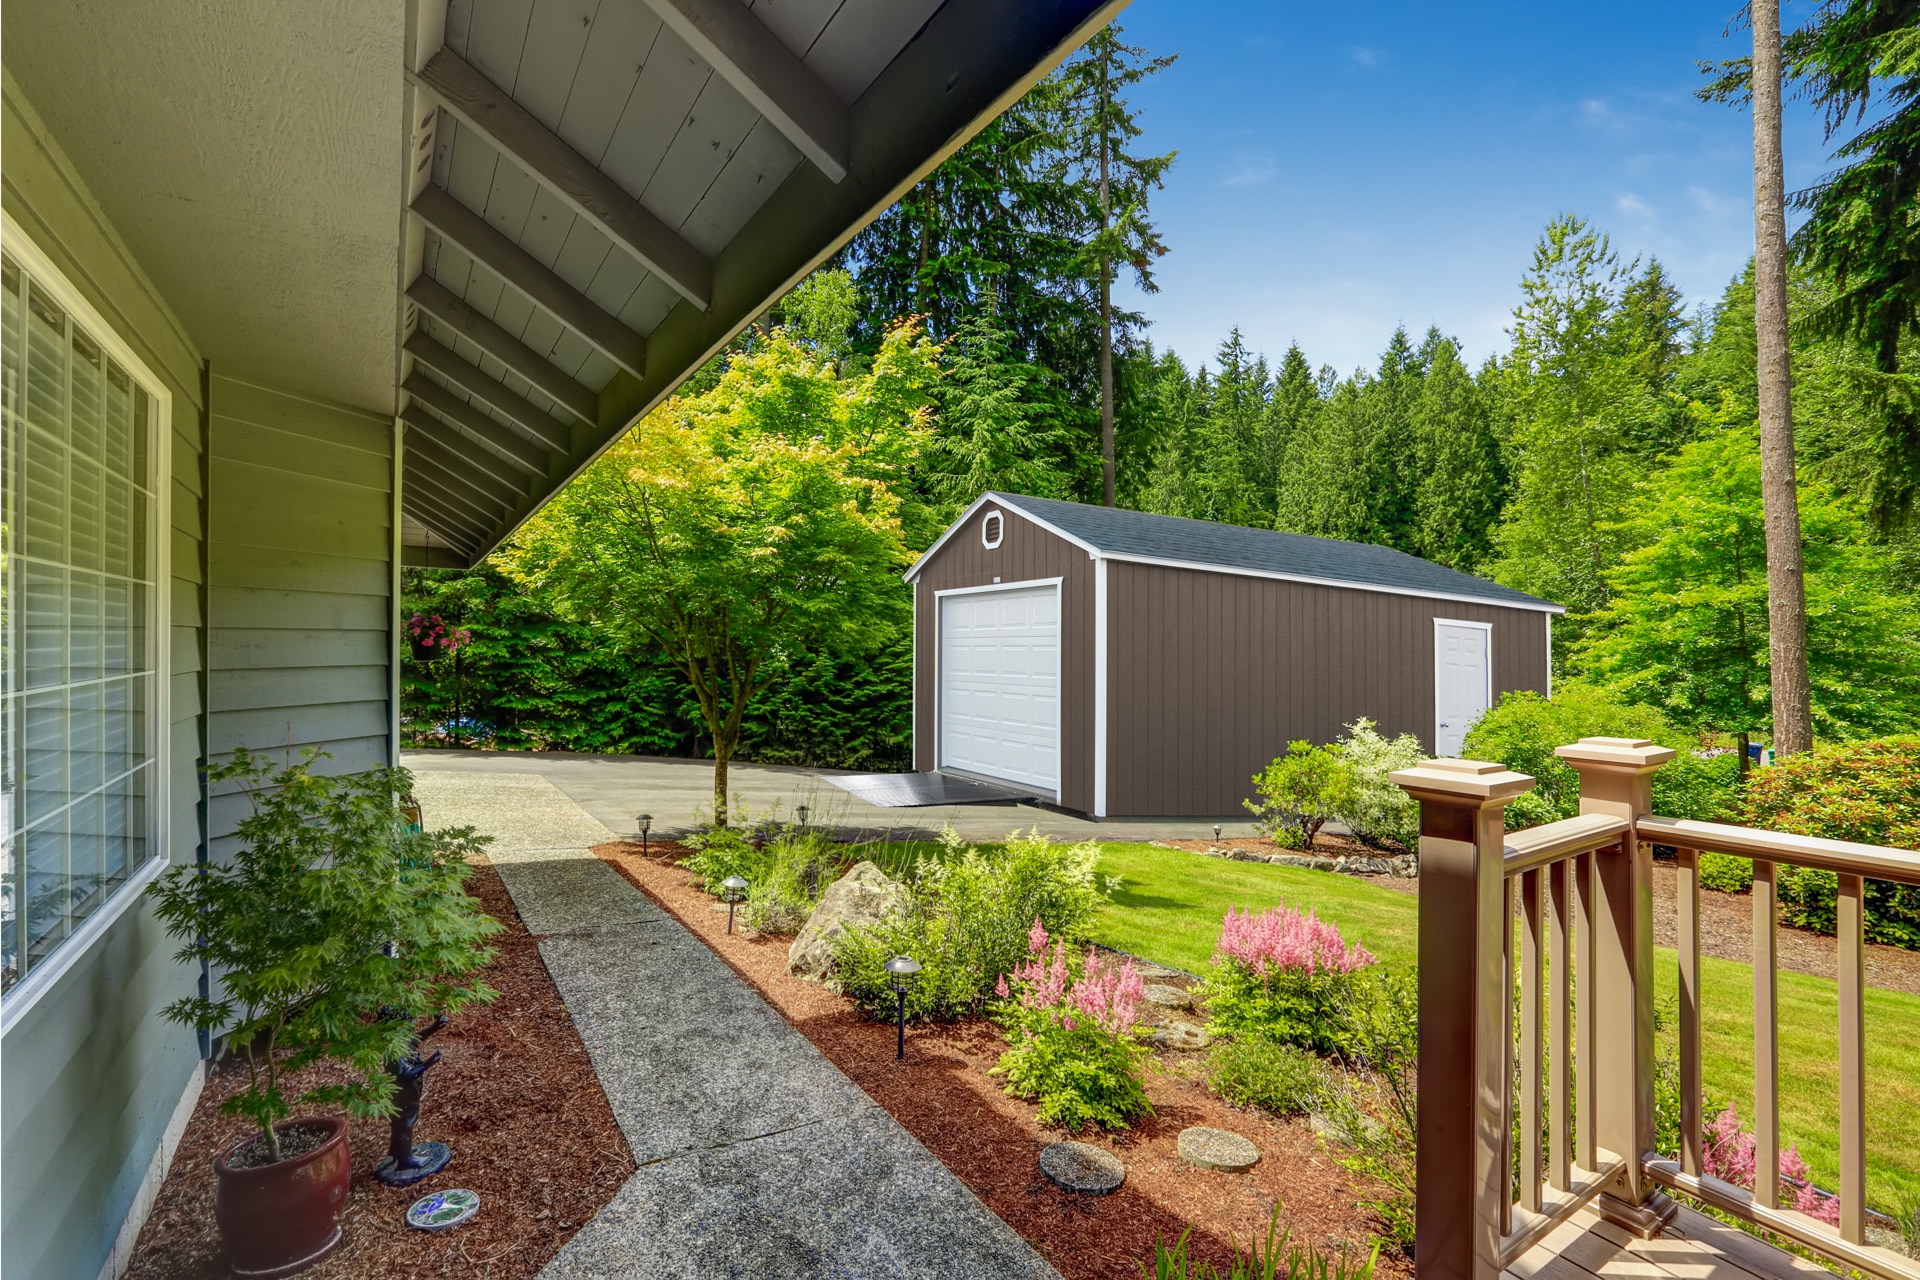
<box><xmin>1105</xmin><ymin>562</ymin><xmax>1550</xmax><ymax>817</ymax></box>
<box><xmin>206</xmin><ymin>375</ymin><xmax>394</xmax><ymax>854</ymax></box>
<box><xmin>911</xmin><ymin>503</ymin><xmax>1095</xmax><ymax>812</ymax></box>
<box><xmin>1</xmin><ymin>75</ymin><xmax>210</xmax><ymax>1280</ymax></box>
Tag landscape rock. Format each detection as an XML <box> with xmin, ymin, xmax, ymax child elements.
<box><xmin>1176</xmin><ymin>1126</ymin><xmax>1261</xmax><ymax>1173</ymax></box>
<box><xmin>1228</xmin><ymin>849</ymin><xmax>1269</xmax><ymax>863</ymax></box>
<box><xmin>1142</xmin><ymin>983</ymin><xmax>1189</xmax><ymax>1009</ymax></box>
<box><xmin>786</xmin><ymin>861</ymin><xmax>910</xmax><ymax>982</ymax></box>
<box><xmin>1153</xmin><ymin>1022</ymin><xmax>1210</xmax><ymax>1051</ymax></box>
<box><xmin>1038</xmin><ymin>1142</ymin><xmax>1125</xmax><ymax>1195</ymax></box>
<box><xmin>1134</xmin><ymin>963</ymin><xmax>1181</xmax><ymax>981</ymax></box>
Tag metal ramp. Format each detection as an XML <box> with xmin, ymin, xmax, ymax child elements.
<box><xmin>825</xmin><ymin>771</ymin><xmax>1036</xmax><ymax>808</ymax></box>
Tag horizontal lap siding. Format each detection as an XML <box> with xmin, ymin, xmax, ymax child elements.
<box><xmin>912</xmin><ymin>504</ymin><xmax>1095</xmax><ymax>813</ymax></box>
<box><xmin>207</xmin><ymin>375</ymin><xmax>395</xmax><ymax>856</ymax></box>
<box><xmin>1106</xmin><ymin>563</ymin><xmax>1550</xmax><ymax>818</ymax></box>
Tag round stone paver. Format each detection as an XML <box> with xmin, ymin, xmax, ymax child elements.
<box><xmin>1142</xmin><ymin>983</ymin><xmax>1189</xmax><ymax>1008</ymax></box>
<box><xmin>1039</xmin><ymin>1141</ymin><xmax>1125</xmax><ymax>1195</ymax></box>
<box><xmin>1177</xmin><ymin>1126</ymin><xmax>1260</xmax><ymax>1173</ymax></box>
<box><xmin>1152</xmin><ymin>1022</ymin><xmax>1210</xmax><ymax>1051</ymax></box>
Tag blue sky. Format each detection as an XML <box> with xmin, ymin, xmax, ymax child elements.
<box><xmin>1111</xmin><ymin>0</ymin><xmax>1846</xmax><ymax>377</ymax></box>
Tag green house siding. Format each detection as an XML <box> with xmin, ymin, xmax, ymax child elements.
<box><xmin>2</xmin><ymin>77</ymin><xmax>400</xmax><ymax>1280</ymax></box>
<box><xmin>1</xmin><ymin>73</ymin><xmax>207</xmax><ymax>1280</ymax></box>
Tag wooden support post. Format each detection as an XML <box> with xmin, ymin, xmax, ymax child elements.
<box><xmin>1553</xmin><ymin>737</ymin><xmax>1678</xmax><ymax>1238</ymax></box>
<box><xmin>1391</xmin><ymin>758</ymin><xmax>1536</xmax><ymax>1280</ymax></box>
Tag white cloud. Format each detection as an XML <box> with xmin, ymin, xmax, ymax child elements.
<box><xmin>1222</xmin><ymin>151</ymin><xmax>1278</xmax><ymax>188</ymax></box>
<box><xmin>1350</xmin><ymin>46</ymin><xmax>1386</xmax><ymax>70</ymax></box>
<box><xmin>1615</xmin><ymin>192</ymin><xmax>1654</xmax><ymax>219</ymax></box>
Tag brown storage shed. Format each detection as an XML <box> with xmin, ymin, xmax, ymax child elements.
<box><xmin>905</xmin><ymin>493</ymin><xmax>1563</xmax><ymax>819</ymax></box>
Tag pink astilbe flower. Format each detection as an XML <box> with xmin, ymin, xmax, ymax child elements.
<box><xmin>1214</xmin><ymin>903</ymin><xmax>1375</xmax><ymax>978</ymax></box>
<box><xmin>997</xmin><ymin>918</ymin><xmax>1143</xmax><ymax>1037</ymax></box>
<box><xmin>1703</xmin><ymin>1106</ymin><xmax>1841</xmax><ymax>1225</ymax></box>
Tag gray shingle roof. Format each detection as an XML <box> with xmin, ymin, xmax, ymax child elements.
<box><xmin>986</xmin><ymin>492</ymin><xmax>1562</xmax><ymax>612</ymax></box>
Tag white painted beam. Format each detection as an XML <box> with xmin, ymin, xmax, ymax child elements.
<box><xmin>407</xmin><ymin>277</ymin><xmax>599</xmax><ymax>424</ymax></box>
<box><xmin>402</xmin><ymin>374</ymin><xmax>549</xmax><ymax>475</ymax></box>
<box><xmin>638</xmin><ymin>0</ymin><xmax>850</xmax><ymax>183</ymax></box>
<box><xmin>414</xmin><ymin>48</ymin><xmax>713</xmax><ymax>309</ymax></box>
<box><xmin>411</xmin><ymin>185</ymin><xmax>647</xmax><ymax>380</ymax></box>
<box><xmin>400</xmin><ymin>403</ymin><xmax>535</xmax><ymax>491</ymax></box>
<box><xmin>403</xmin><ymin>332</ymin><xmax>572</xmax><ymax>454</ymax></box>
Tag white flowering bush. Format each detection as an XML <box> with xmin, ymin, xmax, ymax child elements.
<box><xmin>1332</xmin><ymin>718</ymin><xmax>1422</xmax><ymax>850</ymax></box>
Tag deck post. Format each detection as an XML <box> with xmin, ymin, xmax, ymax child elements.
<box><xmin>1391</xmin><ymin>758</ymin><xmax>1536</xmax><ymax>1280</ymax></box>
<box><xmin>1554</xmin><ymin>737</ymin><xmax>1678</xmax><ymax>1237</ymax></box>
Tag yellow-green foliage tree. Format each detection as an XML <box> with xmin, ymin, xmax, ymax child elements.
<box><xmin>498</xmin><ymin>323</ymin><xmax>939</xmax><ymax>824</ymax></box>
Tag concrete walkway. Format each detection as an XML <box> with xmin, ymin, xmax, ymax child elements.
<box><xmin>411</xmin><ymin>768</ymin><xmax>1059</xmax><ymax>1280</ymax></box>
<box><xmin>405</xmin><ymin>748</ymin><xmax>1262</xmax><ymax>844</ymax></box>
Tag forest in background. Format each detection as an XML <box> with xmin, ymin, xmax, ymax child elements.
<box><xmin>404</xmin><ymin>18</ymin><xmax>1920</xmax><ymax>771</ymax></box>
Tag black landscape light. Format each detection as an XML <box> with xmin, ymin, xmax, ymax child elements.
<box><xmin>796</xmin><ymin>804</ymin><xmax>809</xmax><ymax>828</ymax></box>
<box><xmin>722</xmin><ymin>875</ymin><xmax>749</xmax><ymax>934</ymax></box>
<box><xmin>1213</xmin><ymin>823</ymin><xmax>1222</xmax><ymax>844</ymax></box>
<box><xmin>884</xmin><ymin>955</ymin><xmax>922</xmax><ymax>1060</ymax></box>
<box><xmin>637</xmin><ymin>813</ymin><xmax>653</xmax><ymax>856</ymax></box>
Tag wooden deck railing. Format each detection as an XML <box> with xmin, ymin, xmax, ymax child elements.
<box><xmin>1392</xmin><ymin>740</ymin><xmax>1920</xmax><ymax>1280</ymax></box>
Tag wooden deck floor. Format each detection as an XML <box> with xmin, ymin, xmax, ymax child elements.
<box><xmin>1510</xmin><ymin>1205</ymin><xmax>1838</xmax><ymax>1280</ymax></box>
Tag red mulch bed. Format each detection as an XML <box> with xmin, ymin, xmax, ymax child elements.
<box><xmin>125</xmin><ymin>856</ymin><xmax>634</xmax><ymax>1279</ymax></box>
<box><xmin>593</xmin><ymin>839</ymin><xmax>1411</xmax><ymax>1280</ymax></box>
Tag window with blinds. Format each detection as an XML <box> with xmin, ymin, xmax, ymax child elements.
<box><xmin>1</xmin><ymin>247</ymin><xmax>160</xmax><ymax>998</ymax></box>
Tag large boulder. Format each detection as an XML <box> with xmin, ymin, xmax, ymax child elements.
<box><xmin>786</xmin><ymin>861</ymin><xmax>910</xmax><ymax>982</ymax></box>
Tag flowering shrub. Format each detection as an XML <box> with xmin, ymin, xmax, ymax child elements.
<box><xmin>1198</xmin><ymin>904</ymin><xmax>1376</xmax><ymax>1054</ymax></box>
<box><xmin>990</xmin><ymin>921</ymin><xmax>1152</xmax><ymax>1131</ymax></box>
<box><xmin>1331</xmin><ymin>718</ymin><xmax>1423</xmax><ymax>850</ymax></box>
<box><xmin>407</xmin><ymin>612</ymin><xmax>472</xmax><ymax>658</ymax></box>
<box><xmin>1702</xmin><ymin>1105</ymin><xmax>1841</xmax><ymax>1225</ymax></box>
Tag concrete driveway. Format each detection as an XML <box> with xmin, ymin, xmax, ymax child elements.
<box><xmin>402</xmin><ymin>749</ymin><xmax>1262</xmax><ymax>844</ymax></box>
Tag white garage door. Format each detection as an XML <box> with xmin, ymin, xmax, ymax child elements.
<box><xmin>939</xmin><ymin>584</ymin><xmax>1061</xmax><ymax>795</ymax></box>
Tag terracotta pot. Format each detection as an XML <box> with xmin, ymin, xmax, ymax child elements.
<box><xmin>213</xmin><ymin>1116</ymin><xmax>351</xmax><ymax>1278</ymax></box>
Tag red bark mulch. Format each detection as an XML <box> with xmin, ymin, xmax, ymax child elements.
<box><xmin>124</xmin><ymin>856</ymin><xmax>634</xmax><ymax>1280</ymax></box>
<box><xmin>594</xmin><ymin>838</ymin><xmax>1411</xmax><ymax>1280</ymax></box>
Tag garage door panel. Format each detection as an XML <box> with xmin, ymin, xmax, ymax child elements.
<box><xmin>939</xmin><ymin>585</ymin><xmax>1060</xmax><ymax>793</ymax></box>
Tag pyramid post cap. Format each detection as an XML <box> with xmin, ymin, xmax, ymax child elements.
<box><xmin>1554</xmin><ymin>737</ymin><xmax>1678</xmax><ymax>769</ymax></box>
<box><xmin>1389</xmin><ymin>758</ymin><xmax>1536</xmax><ymax>802</ymax></box>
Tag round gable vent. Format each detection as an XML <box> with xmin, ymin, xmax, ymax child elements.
<box><xmin>981</xmin><ymin>509</ymin><xmax>1004</xmax><ymax>548</ymax></box>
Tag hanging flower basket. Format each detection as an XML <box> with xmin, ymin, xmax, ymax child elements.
<box><xmin>406</xmin><ymin>613</ymin><xmax>471</xmax><ymax>663</ymax></box>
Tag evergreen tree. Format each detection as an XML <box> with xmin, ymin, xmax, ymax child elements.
<box><xmin>1411</xmin><ymin>337</ymin><xmax>1509</xmax><ymax>569</ymax></box>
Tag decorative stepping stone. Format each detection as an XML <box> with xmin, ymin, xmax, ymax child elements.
<box><xmin>1039</xmin><ymin>1141</ymin><xmax>1125</xmax><ymax>1195</ymax></box>
<box><xmin>1135</xmin><ymin>963</ymin><xmax>1181</xmax><ymax>981</ymax></box>
<box><xmin>1143</xmin><ymin>983</ymin><xmax>1189</xmax><ymax>1008</ymax></box>
<box><xmin>406</xmin><ymin>1187</ymin><xmax>480</xmax><ymax>1231</ymax></box>
<box><xmin>1153</xmin><ymin>1022</ymin><xmax>1210</xmax><ymax>1051</ymax></box>
<box><xmin>1178</xmin><ymin>1126</ymin><xmax>1261</xmax><ymax>1173</ymax></box>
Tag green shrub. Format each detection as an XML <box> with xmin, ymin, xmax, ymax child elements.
<box><xmin>1139</xmin><ymin>1206</ymin><xmax>1380</xmax><ymax>1280</ymax></box>
<box><xmin>1330</xmin><ymin>719</ymin><xmax>1422</xmax><ymax>850</ymax></box>
<box><xmin>1318</xmin><ymin>971</ymin><xmax>1419</xmax><ymax>1252</ymax></box>
<box><xmin>992</xmin><ymin>927</ymin><xmax>1152</xmax><ymax>1131</ymax></box>
<box><xmin>1246</xmin><ymin>742</ymin><xmax>1359</xmax><ymax>849</ymax></box>
<box><xmin>834</xmin><ymin>829</ymin><xmax>1109</xmax><ymax>1021</ymax></box>
<box><xmin>1197</xmin><ymin>905</ymin><xmax>1377</xmax><ymax>1055</ymax></box>
<box><xmin>1207</xmin><ymin>1040</ymin><xmax>1328</xmax><ymax>1115</ymax></box>
<box><xmin>1462</xmin><ymin>683</ymin><xmax>1742</xmax><ymax>830</ymax></box>
<box><xmin>742</xmin><ymin>828</ymin><xmax>846</xmax><ymax>934</ymax></box>
<box><xmin>680</xmin><ymin>825</ymin><xmax>770</xmax><ymax>894</ymax></box>
<box><xmin>1741</xmin><ymin>736</ymin><xmax>1920</xmax><ymax>949</ymax></box>
<box><xmin>1698</xmin><ymin>852</ymin><xmax>1754</xmax><ymax>893</ymax></box>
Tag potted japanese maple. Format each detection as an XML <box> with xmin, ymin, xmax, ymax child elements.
<box><xmin>149</xmin><ymin>747</ymin><xmax>499</xmax><ymax>1277</ymax></box>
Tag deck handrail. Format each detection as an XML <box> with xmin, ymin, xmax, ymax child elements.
<box><xmin>1394</xmin><ymin>740</ymin><xmax>1920</xmax><ymax>1280</ymax></box>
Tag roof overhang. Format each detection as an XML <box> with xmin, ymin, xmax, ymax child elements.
<box><xmin>394</xmin><ymin>0</ymin><xmax>1129</xmax><ymax>565</ymax></box>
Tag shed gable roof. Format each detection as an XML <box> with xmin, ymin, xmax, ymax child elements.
<box><xmin>908</xmin><ymin>492</ymin><xmax>1562</xmax><ymax>614</ymax></box>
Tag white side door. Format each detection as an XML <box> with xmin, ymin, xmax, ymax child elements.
<box><xmin>1434</xmin><ymin>620</ymin><xmax>1491</xmax><ymax>758</ymax></box>
<box><xmin>938</xmin><ymin>584</ymin><xmax>1061</xmax><ymax>795</ymax></box>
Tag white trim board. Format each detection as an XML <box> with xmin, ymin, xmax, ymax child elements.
<box><xmin>1097</xmin><ymin>551</ymin><xmax>1565</xmax><ymax>614</ymax></box>
<box><xmin>904</xmin><ymin>493</ymin><xmax>1099</xmax><ymax>581</ymax></box>
<box><xmin>96</xmin><ymin>1060</ymin><xmax>205</xmax><ymax>1280</ymax></box>
<box><xmin>1</xmin><ymin>215</ymin><xmax>175</xmax><ymax>1035</ymax></box>
<box><xmin>1093</xmin><ymin>556</ymin><xmax>1108</xmax><ymax>818</ymax></box>
<box><xmin>931</xmin><ymin>578</ymin><xmax>1063</xmax><ymax>803</ymax></box>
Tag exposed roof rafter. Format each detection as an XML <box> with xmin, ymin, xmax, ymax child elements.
<box><xmin>407</xmin><ymin>430</ymin><xmax>525</xmax><ymax>508</ymax></box>
<box><xmin>400</xmin><ymin>403</ymin><xmax>533</xmax><ymax>491</ymax></box>
<box><xmin>414</xmin><ymin>48</ymin><xmax>713</xmax><ymax>310</ymax></box>
<box><xmin>407</xmin><ymin>466</ymin><xmax>498</xmax><ymax>532</ymax></box>
<box><xmin>638</xmin><ymin>0</ymin><xmax>850</xmax><ymax>183</ymax></box>
<box><xmin>407</xmin><ymin>277</ymin><xmax>598</xmax><ymax>423</ymax></box>
<box><xmin>403</xmin><ymin>331</ymin><xmax>572</xmax><ymax>454</ymax></box>
<box><xmin>401</xmin><ymin>373</ymin><xmax>549</xmax><ymax>475</ymax></box>
<box><xmin>411</xmin><ymin>184</ymin><xmax>647</xmax><ymax>380</ymax></box>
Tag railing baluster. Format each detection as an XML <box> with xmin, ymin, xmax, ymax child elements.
<box><xmin>1677</xmin><ymin>846</ymin><xmax>1702</xmax><ymax>1177</ymax></box>
<box><xmin>1548</xmin><ymin>857</ymin><xmax>1571</xmax><ymax>1192</ymax></box>
<box><xmin>1839</xmin><ymin>872</ymin><xmax>1866</xmax><ymax>1244</ymax></box>
<box><xmin>1575</xmin><ymin>849</ymin><xmax>1597</xmax><ymax>1170</ymax></box>
<box><xmin>1753</xmin><ymin>858</ymin><xmax>1779</xmax><ymax>1210</ymax></box>
<box><xmin>1521</xmin><ymin>867</ymin><xmax>1544</xmax><ymax>1212</ymax></box>
<box><xmin>1503</xmin><ymin>872</ymin><xmax>1516</xmax><ymax>1236</ymax></box>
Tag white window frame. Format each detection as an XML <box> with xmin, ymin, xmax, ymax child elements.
<box><xmin>979</xmin><ymin>507</ymin><xmax>1004</xmax><ymax>549</ymax></box>
<box><xmin>1432</xmin><ymin>618</ymin><xmax>1493</xmax><ymax>759</ymax></box>
<box><xmin>932</xmin><ymin>576</ymin><xmax>1063</xmax><ymax>801</ymax></box>
<box><xmin>2</xmin><ymin>215</ymin><xmax>174</xmax><ymax>1034</ymax></box>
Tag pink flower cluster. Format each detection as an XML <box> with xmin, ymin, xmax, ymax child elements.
<box><xmin>995</xmin><ymin>920</ymin><xmax>1144</xmax><ymax>1037</ymax></box>
<box><xmin>1702</xmin><ymin>1105</ymin><xmax>1841</xmax><ymax>1225</ymax></box>
<box><xmin>408</xmin><ymin>612</ymin><xmax>472</xmax><ymax>657</ymax></box>
<box><xmin>1214</xmin><ymin>903</ymin><xmax>1375</xmax><ymax>978</ymax></box>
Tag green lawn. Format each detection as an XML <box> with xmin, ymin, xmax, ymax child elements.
<box><xmin>1089</xmin><ymin>841</ymin><xmax>1920</xmax><ymax>1210</ymax></box>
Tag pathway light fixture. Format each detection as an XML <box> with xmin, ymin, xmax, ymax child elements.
<box><xmin>637</xmin><ymin>813</ymin><xmax>653</xmax><ymax>856</ymax></box>
<box><xmin>1213</xmin><ymin>824</ymin><xmax>1222</xmax><ymax>844</ymax></box>
<box><xmin>884</xmin><ymin>955</ymin><xmax>922</xmax><ymax>1060</ymax></box>
<box><xmin>796</xmin><ymin>804</ymin><xmax>809</xmax><ymax>828</ymax></box>
<box><xmin>722</xmin><ymin>875</ymin><xmax>749</xmax><ymax>934</ymax></box>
